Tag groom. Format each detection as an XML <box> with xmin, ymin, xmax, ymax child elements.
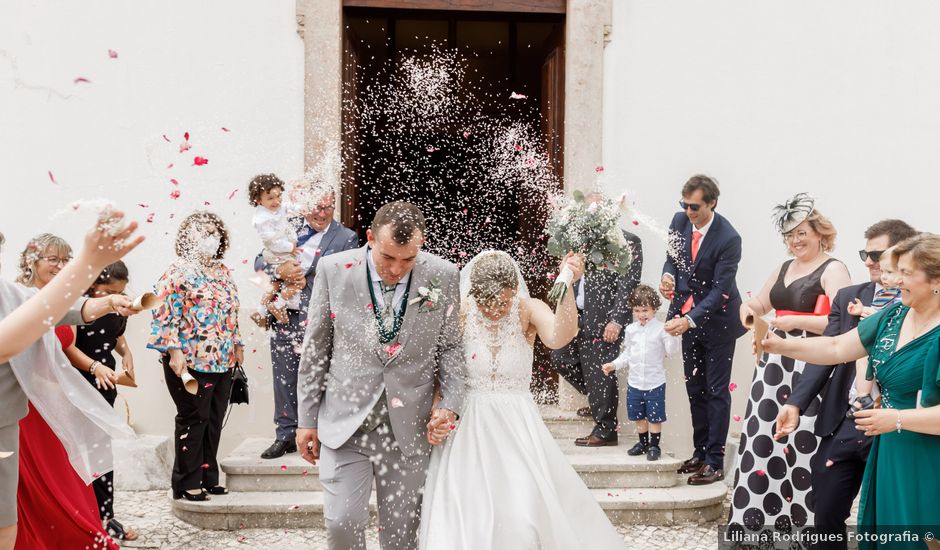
<box><xmin>296</xmin><ymin>201</ymin><xmax>466</xmax><ymax>550</ymax></box>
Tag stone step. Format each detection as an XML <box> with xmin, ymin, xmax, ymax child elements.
<box><xmin>172</xmin><ymin>484</ymin><xmax>727</xmax><ymax>530</ymax></box>
<box><xmin>222</xmin><ymin>437</ymin><xmax>682</xmax><ymax>492</ymax></box>
<box><xmin>539</xmin><ymin>404</ymin><xmax>596</xmax><ymax>439</ymax></box>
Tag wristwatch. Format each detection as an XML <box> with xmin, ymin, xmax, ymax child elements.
<box><xmin>683</xmin><ymin>315</ymin><xmax>697</xmax><ymax>329</ymax></box>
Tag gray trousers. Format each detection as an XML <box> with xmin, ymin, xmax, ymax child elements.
<box><xmin>270</xmin><ymin>311</ymin><xmax>303</xmax><ymax>441</ymax></box>
<box><xmin>319</xmin><ymin>422</ymin><xmax>429</xmax><ymax>550</ymax></box>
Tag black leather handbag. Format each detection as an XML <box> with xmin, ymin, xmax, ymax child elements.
<box><xmin>229</xmin><ymin>363</ymin><xmax>249</xmax><ymax>405</ymax></box>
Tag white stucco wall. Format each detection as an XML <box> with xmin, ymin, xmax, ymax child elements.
<box><xmin>602</xmin><ymin>1</ymin><xmax>940</xmax><ymax>455</ymax></box>
<box><xmin>0</xmin><ymin>1</ymin><xmax>304</xmax><ymax>454</ymax></box>
<box><xmin>2</xmin><ymin>1</ymin><xmax>938</xmax><ymax>461</ymax></box>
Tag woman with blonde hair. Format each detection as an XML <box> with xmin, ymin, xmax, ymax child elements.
<box><xmin>728</xmin><ymin>194</ymin><xmax>852</xmax><ymax>535</ymax></box>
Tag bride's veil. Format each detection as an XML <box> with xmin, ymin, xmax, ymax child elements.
<box><xmin>459</xmin><ymin>250</ymin><xmax>530</xmax><ymax>303</ymax></box>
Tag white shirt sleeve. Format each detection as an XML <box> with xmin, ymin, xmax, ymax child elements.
<box><xmin>661</xmin><ymin>328</ymin><xmax>681</xmax><ymax>358</ymax></box>
<box><xmin>611</xmin><ymin>326</ymin><xmax>634</xmax><ymax>370</ymax></box>
<box><xmin>253</xmin><ymin>209</ymin><xmax>294</xmax><ymax>254</ymax></box>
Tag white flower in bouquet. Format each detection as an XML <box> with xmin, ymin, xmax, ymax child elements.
<box><xmin>543</xmin><ymin>190</ymin><xmax>634</xmax><ymax>304</ymax></box>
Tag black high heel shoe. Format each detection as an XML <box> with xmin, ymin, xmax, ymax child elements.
<box><xmin>205</xmin><ymin>485</ymin><xmax>229</xmax><ymax>495</ymax></box>
<box><xmin>846</xmin><ymin>394</ymin><xmax>876</xmax><ymax>419</ymax></box>
<box><xmin>173</xmin><ymin>489</ymin><xmax>210</xmax><ymax>501</ymax></box>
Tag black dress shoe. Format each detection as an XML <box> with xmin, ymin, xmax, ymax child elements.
<box><xmin>687</xmin><ymin>464</ymin><xmax>724</xmax><ymax>485</ymax></box>
<box><xmin>261</xmin><ymin>439</ymin><xmax>298</xmax><ymax>459</ymax></box>
<box><xmin>173</xmin><ymin>489</ymin><xmax>209</xmax><ymax>501</ymax></box>
<box><xmin>576</xmin><ymin>406</ymin><xmax>592</xmax><ymax>418</ymax></box>
<box><xmin>574</xmin><ymin>434</ymin><xmax>618</xmax><ymax>447</ymax></box>
<box><xmin>646</xmin><ymin>446</ymin><xmax>661</xmax><ymax>461</ymax></box>
<box><xmin>677</xmin><ymin>456</ymin><xmax>706</xmax><ymax>474</ymax></box>
<box><xmin>626</xmin><ymin>442</ymin><xmax>648</xmax><ymax>456</ymax></box>
<box><xmin>205</xmin><ymin>485</ymin><xmax>229</xmax><ymax>495</ymax></box>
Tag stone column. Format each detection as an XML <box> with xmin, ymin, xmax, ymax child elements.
<box><xmin>557</xmin><ymin>0</ymin><xmax>612</xmax><ymax>412</ymax></box>
<box><xmin>299</xmin><ymin>0</ymin><xmax>343</xmax><ymax>190</ymax></box>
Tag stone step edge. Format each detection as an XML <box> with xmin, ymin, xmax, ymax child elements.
<box><xmin>171</xmin><ymin>484</ymin><xmax>726</xmax><ymax>515</ymax></box>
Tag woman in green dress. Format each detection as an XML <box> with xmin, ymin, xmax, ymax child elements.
<box><xmin>765</xmin><ymin>233</ymin><xmax>940</xmax><ymax>550</ymax></box>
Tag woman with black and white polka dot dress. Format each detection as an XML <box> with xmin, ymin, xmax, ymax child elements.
<box><xmin>728</xmin><ymin>194</ymin><xmax>851</xmax><ymax>538</ymax></box>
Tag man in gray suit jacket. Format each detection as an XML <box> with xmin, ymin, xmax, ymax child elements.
<box><xmin>296</xmin><ymin>202</ymin><xmax>466</xmax><ymax>550</ymax></box>
<box><xmin>254</xmin><ymin>189</ymin><xmax>359</xmax><ymax>459</ymax></box>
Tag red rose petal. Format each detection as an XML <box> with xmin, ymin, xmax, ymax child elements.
<box><xmin>280</xmin><ymin>465</ymin><xmax>288</xmax><ymax>471</ymax></box>
<box><xmin>595</xmin><ymin>165</ymin><xmax>604</xmax><ymax>172</ymax></box>
<box><xmin>222</xmin><ymin>127</ymin><xmax>230</xmax><ymax>132</ymax></box>
<box><xmin>733</xmin><ymin>415</ymin><xmax>741</xmax><ymax>421</ymax></box>
<box><xmin>47</xmin><ymin>171</ymin><xmax>56</xmax><ymax>184</ymax></box>
<box><xmin>330</xmin><ymin>312</ymin><xmax>336</xmax><ymax>319</ymax></box>
<box><xmin>170</xmin><ymin>190</ymin><xmax>181</xmax><ymax>200</ymax></box>
<box><xmin>228</xmin><ymin>188</ymin><xmax>238</xmax><ymax>200</ymax></box>
<box><xmin>756</xmin><ymin>469</ymin><xmax>765</xmax><ymax>476</ymax></box>
<box><xmin>73</xmin><ymin>77</ymin><xmax>91</xmax><ymax>84</ymax></box>
<box><xmin>167</xmin><ymin>163</ymin><xmax>174</xmax><ymax>169</ymax></box>
<box><xmin>146</xmin><ymin>213</ymin><xmax>155</xmax><ymax>223</ymax></box>
<box><xmin>108</xmin><ymin>49</ymin><xmax>118</xmax><ymax>59</ymax></box>
<box><xmin>184</xmin><ymin>132</ymin><xmax>190</xmax><ymax>141</ymax></box>
<box><xmin>170</xmin><ymin>178</ymin><xmax>179</xmax><ymax>185</ymax></box>
<box><xmin>138</xmin><ymin>203</ymin><xmax>148</xmax><ymax>208</ymax></box>
<box><xmin>193</xmin><ymin>156</ymin><xmax>208</xmax><ymax>166</ymax></box>
<box><xmin>728</xmin><ymin>383</ymin><xmax>738</xmax><ymax>392</ymax></box>
<box><xmin>179</xmin><ymin>142</ymin><xmax>191</xmax><ymax>153</ymax></box>
<box><xmin>201</xmin><ymin>463</ymin><xmax>209</xmax><ymax>468</ymax></box>
<box><xmin>162</xmin><ymin>134</ymin><xmax>171</xmax><ymax>143</ymax></box>
<box><xmin>632</xmin><ymin>220</ymin><xmax>640</xmax><ymax>225</ymax></box>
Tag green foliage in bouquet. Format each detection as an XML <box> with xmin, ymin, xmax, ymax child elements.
<box><xmin>544</xmin><ymin>190</ymin><xmax>634</xmax><ymax>275</ymax></box>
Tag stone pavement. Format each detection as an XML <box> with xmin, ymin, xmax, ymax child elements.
<box><xmin>117</xmin><ymin>490</ymin><xmax>728</xmax><ymax>549</ymax></box>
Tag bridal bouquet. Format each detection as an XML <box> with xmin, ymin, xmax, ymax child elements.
<box><xmin>544</xmin><ymin>190</ymin><xmax>634</xmax><ymax>303</ymax></box>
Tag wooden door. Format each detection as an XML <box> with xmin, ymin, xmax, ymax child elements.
<box><xmin>341</xmin><ymin>24</ymin><xmax>362</xmax><ymax>231</ymax></box>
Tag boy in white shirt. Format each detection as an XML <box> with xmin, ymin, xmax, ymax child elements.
<box><xmin>602</xmin><ymin>284</ymin><xmax>680</xmax><ymax>460</ymax></box>
<box><xmin>248</xmin><ymin>174</ymin><xmax>304</xmax><ymax>325</ymax></box>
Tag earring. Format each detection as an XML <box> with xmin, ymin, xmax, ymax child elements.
<box><xmin>934</xmin><ymin>288</ymin><xmax>940</xmax><ymax>296</ymax></box>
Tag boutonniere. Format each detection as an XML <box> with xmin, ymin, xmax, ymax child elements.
<box><xmin>409</xmin><ymin>277</ymin><xmax>442</xmax><ymax>312</ymax></box>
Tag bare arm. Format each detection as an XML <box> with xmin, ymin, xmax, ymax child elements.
<box><xmin>0</xmin><ymin>212</ymin><xmax>143</xmax><ymax>363</ymax></box>
<box><xmin>740</xmin><ymin>267</ymin><xmax>778</xmax><ymax>326</ymax></box>
<box><xmin>762</xmin><ymin>326</ymin><xmax>868</xmax><ymax>366</ymax></box>
<box><xmin>525</xmin><ymin>291</ymin><xmax>579</xmax><ymax>350</ymax></box>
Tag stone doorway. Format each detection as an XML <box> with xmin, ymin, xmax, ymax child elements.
<box><xmin>297</xmin><ymin>0</ymin><xmax>611</xmax><ymax>406</ymax></box>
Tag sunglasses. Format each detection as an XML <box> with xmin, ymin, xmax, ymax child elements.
<box><xmin>858</xmin><ymin>249</ymin><xmax>885</xmax><ymax>262</ymax></box>
<box><xmin>679</xmin><ymin>200</ymin><xmax>703</xmax><ymax>212</ymax></box>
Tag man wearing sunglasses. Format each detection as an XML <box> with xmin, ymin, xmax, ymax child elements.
<box><xmin>779</xmin><ymin>218</ymin><xmax>916</xmax><ymax>549</ymax></box>
<box><xmin>660</xmin><ymin>174</ymin><xmax>745</xmax><ymax>485</ymax></box>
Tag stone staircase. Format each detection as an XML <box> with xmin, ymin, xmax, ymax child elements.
<box><xmin>173</xmin><ymin>405</ymin><xmax>726</xmax><ymax>529</ymax></box>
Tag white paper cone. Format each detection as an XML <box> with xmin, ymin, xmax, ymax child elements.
<box><xmin>181</xmin><ymin>370</ymin><xmax>198</xmax><ymax>395</ymax></box>
<box><xmin>131</xmin><ymin>292</ymin><xmax>159</xmax><ymax>310</ymax></box>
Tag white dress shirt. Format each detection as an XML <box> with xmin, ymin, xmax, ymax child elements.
<box><xmin>296</xmin><ymin>221</ymin><xmax>328</xmax><ymax>272</ymax></box>
<box><xmin>610</xmin><ymin>318</ymin><xmax>680</xmax><ymax>391</ymax></box>
<box><xmin>367</xmin><ymin>248</ymin><xmax>411</xmax><ymax>315</ymax></box>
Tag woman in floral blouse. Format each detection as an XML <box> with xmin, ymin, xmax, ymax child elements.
<box><xmin>148</xmin><ymin>211</ymin><xmax>244</xmax><ymax>502</ymax></box>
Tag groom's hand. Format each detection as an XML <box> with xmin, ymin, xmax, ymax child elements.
<box><xmin>427</xmin><ymin>408</ymin><xmax>457</xmax><ymax>446</ymax></box>
<box><xmin>296</xmin><ymin>428</ymin><xmax>320</xmax><ymax>464</ymax></box>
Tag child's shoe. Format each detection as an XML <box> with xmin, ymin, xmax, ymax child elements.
<box><xmin>646</xmin><ymin>446</ymin><xmax>661</xmax><ymax>461</ymax></box>
<box><xmin>627</xmin><ymin>442</ymin><xmax>648</xmax><ymax>456</ymax></box>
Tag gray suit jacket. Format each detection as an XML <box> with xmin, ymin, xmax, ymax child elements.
<box><xmin>297</xmin><ymin>246</ymin><xmax>466</xmax><ymax>458</ymax></box>
<box><xmin>0</xmin><ymin>295</ymin><xmax>88</xmax><ymax>428</ymax></box>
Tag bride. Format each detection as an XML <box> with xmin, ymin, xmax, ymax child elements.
<box><xmin>420</xmin><ymin>250</ymin><xmax>626</xmax><ymax>550</ymax></box>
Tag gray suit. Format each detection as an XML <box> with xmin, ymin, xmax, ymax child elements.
<box><xmin>255</xmin><ymin>219</ymin><xmax>359</xmax><ymax>441</ymax></box>
<box><xmin>1</xmin><ymin>295</ymin><xmax>87</xmax><ymax>527</ymax></box>
<box><xmin>298</xmin><ymin>246</ymin><xmax>466</xmax><ymax>550</ymax></box>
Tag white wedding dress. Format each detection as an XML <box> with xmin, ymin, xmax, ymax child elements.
<box><xmin>419</xmin><ymin>292</ymin><xmax>626</xmax><ymax>550</ymax></box>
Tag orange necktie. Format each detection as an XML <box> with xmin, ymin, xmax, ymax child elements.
<box><xmin>680</xmin><ymin>230</ymin><xmax>702</xmax><ymax>315</ymax></box>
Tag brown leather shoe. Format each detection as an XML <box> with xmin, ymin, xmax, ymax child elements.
<box><xmin>687</xmin><ymin>464</ymin><xmax>724</xmax><ymax>485</ymax></box>
<box><xmin>677</xmin><ymin>456</ymin><xmax>706</xmax><ymax>475</ymax></box>
<box><xmin>576</xmin><ymin>406</ymin><xmax>592</xmax><ymax>418</ymax></box>
<box><xmin>574</xmin><ymin>434</ymin><xmax>618</xmax><ymax>447</ymax></box>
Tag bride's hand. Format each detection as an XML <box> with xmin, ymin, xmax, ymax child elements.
<box><xmin>562</xmin><ymin>252</ymin><xmax>585</xmax><ymax>283</ymax></box>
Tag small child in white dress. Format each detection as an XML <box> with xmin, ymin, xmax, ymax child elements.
<box><xmin>602</xmin><ymin>284</ymin><xmax>680</xmax><ymax>461</ymax></box>
<box><xmin>248</xmin><ymin>174</ymin><xmax>303</xmax><ymax>324</ymax></box>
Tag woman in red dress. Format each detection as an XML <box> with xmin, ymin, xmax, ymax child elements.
<box><xmin>14</xmin><ymin>234</ymin><xmax>118</xmax><ymax>550</ymax></box>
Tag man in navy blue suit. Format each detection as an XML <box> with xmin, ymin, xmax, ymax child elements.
<box><xmin>660</xmin><ymin>175</ymin><xmax>746</xmax><ymax>485</ymax></box>
<box><xmin>254</xmin><ymin>187</ymin><xmax>359</xmax><ymax>459</ymax></box>
<box><xmin>776</xmin><ymin>219</ymin><xmax>917</xmax><ymax>549</ymax></box>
